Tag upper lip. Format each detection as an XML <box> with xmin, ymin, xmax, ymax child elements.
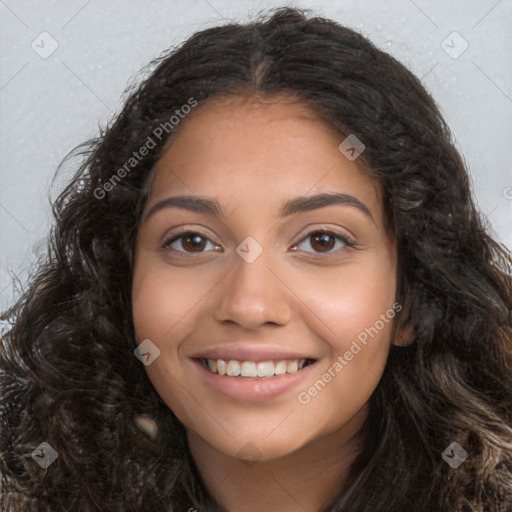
<box><xmin>189</xmin><ymin>344</ymin><xmax>319</xmax><ymax>363</ymax></box>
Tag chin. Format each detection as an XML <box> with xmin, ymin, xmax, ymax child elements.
<box><xmin>189</xmin><ymin>421</ymin><xmax>315</xmax><ymax>463</ymax></box>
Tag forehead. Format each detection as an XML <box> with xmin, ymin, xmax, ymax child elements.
<box><xmin>147</xmin><ymin>95</ymin><xmax>383</xmax><ymax>223</ymax></box>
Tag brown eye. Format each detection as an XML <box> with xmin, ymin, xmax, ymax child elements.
<box><xmin>310</xmin><ymin>232</ymin><xmax>336</xmax><ymax>252</ymax></box>
<box><xmin>161</xmin><ymin>231</ymin><xmax>220</xmax><ymax>253</ymax></box>
<box><xmin>293</xmin><ymin>230</ymin><xmax>355</xmax><ymax>254</ymax></box>
<box><xmin>182</xmin><ymin>234</ymin><xmax>206</xmax><ymax>252</ymax></box>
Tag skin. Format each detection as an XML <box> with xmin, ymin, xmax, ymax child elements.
<box><xmin>132</xmin><ymin>94</ymin><xmax>404</xmax><ymax>511</ymax></box>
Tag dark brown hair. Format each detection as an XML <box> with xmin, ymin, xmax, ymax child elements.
<box><xmin>1</xmin><ymin>6</ymin><xmax>511</xmax><ymax>511</ymax></box>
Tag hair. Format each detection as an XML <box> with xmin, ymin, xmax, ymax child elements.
<box><xmin>1</xmin><ymin>6</ymin><xmax>511</xmax><ymax>511</ymax></box>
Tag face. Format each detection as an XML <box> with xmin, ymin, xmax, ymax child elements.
<box><xmin>132</xmin><ymin>94</ymin><xmax>398</xmax><ymax>462</ymax></box>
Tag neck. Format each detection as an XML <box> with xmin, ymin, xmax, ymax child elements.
<box><xmin>186</xmin><ymin>405</ymin><xmax>368</xmax><ymax>512</ymax></box>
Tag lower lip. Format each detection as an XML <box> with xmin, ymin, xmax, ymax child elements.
<box><xmin>191</xmin><ymin>359</ymin><xmax>319</xmax><ymax>402</ymax></box>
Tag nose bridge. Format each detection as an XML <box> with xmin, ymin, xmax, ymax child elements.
<box><xmin>214</xmin><ymin>240</ymin><xmax>292</xmax><ymax>328</ymax></box>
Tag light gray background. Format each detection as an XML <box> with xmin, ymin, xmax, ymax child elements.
<box><xmin>1</xmin><ymin>0</ymin><xmax>511</xmax><ymax>313</ymax></box>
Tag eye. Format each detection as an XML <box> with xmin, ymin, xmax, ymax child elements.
<box><xmin>291</xmin><ymin>230</ymin><xmax>355</xmax><ymax>254</ymax></box>
<box><xmin>161</xmin><ymin>228</ymin><xmax>355</xmax><ymax>256</ymax></box>
<box><xmin>161</xmin><ymin>230</ymin><xmax>222</xmax><ymax>254</ymax></box>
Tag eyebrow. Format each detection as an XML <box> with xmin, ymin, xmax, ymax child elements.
<box><xmin>142</xmin><ymin>192</ymin><xmax>375</xmax><ymax>224</ymax></box>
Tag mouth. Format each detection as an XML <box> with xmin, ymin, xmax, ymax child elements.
<box><xmin>196</xmin><ymin>357</ymin><xmax>317</xmax><ymax>377</ymax></box>
<box><xmin>191</xmin><ymin>356</ymin><xmax>320</xmax><ymax>402</ymax></box>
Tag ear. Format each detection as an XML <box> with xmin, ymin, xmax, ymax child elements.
<box><xmin>393</xmin><ymin>322</ymin><xmax>415</xmax><ymax>347</ymax></box>
<box><xmin>392</xmin><ymin>285</ymin><xmax>415</xmax><ymax>347</ymax></box>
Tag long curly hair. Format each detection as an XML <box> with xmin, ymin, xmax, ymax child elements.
<box><xmin>1</xmin><ymin>6</ymin><xmax>511</xmax><ymax>511</ymax></box>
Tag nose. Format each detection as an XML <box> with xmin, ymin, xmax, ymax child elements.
<box><xmin>213</xmin><ymin>249</ymin><xmax>292</xmax><ymax>330</ymax></box>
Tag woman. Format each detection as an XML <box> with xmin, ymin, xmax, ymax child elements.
<box><xmin>1</xmin><ymin>6</ymin><xmax>511</xmax><ymax>511</ymax></box>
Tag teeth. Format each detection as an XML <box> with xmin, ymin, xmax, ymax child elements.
<box><xmin>257</xmin><ymin>361</ymin><xmax>274</xmax><ymax>377</ymax></box>
<box><xmin>216</xmin><ymin>359</ymin><xmax>227</xmax><ymax>376</ymax></box>
<box><xmin>241</xmin><ymin>361</ymin><xmax>257</xmax><ymax>377</ymax></box>
<box><xmin>274</xmin><ymin>360</ymin><xmax>287</xmax><ymax>375</ymax></box>
<box><xmin>226</xmin><ymin>360</ymin><xmax>240</xmax><ymax>376</ymax></box>
<box><xmin>203</xmin><ymin>358</ymin><xmax>312</xmax><ymax>377</ymax></box>
<box><xmin>287</xmin><ymin>360</ymin><xmax>298</xmax><ymax>373</ymax></box>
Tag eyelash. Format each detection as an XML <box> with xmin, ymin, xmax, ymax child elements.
<box><xmin>161</xmin><ymin>228</ymin><xmax>356</xmax><ymax>256</ymax></box>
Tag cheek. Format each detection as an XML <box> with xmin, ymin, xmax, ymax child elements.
<box><xmin>131</xmin><ymin>265</ymin><xmax>208</xmax><ymax>424</ymax></box>
<box><xmin>297</xmin><ymin>256</ymin><xmax>397</xmax><ymax>351</ymax></box>
<box><xmin>294</xmin><ymin>259</ymin><xmax>397</xmax><ymax>420</ymax></box>
<box><xmin>131</xmin><ymin>264</ymin><xmax>207</xmax><ymax>341</ymax></box>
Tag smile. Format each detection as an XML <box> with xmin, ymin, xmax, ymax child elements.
<box><xmin>192</xmin><ymin>356</ymin><xmax>320</xmax><ymax>401</ymax></box>
<box><xmin>198</xmin><ymin>358</ymin><xmax>316</xmax><ymax>377</ymax></box>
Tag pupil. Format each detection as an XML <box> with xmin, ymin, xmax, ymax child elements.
<box><xmin>184</xmin><ymin>235</ymin><xmax>205</xmax><ymax>251</ymax></box>
<box><xmin>312</xmin><ymin>233</ymin><xmax>334</xmax><ymax>252</ymax></box>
